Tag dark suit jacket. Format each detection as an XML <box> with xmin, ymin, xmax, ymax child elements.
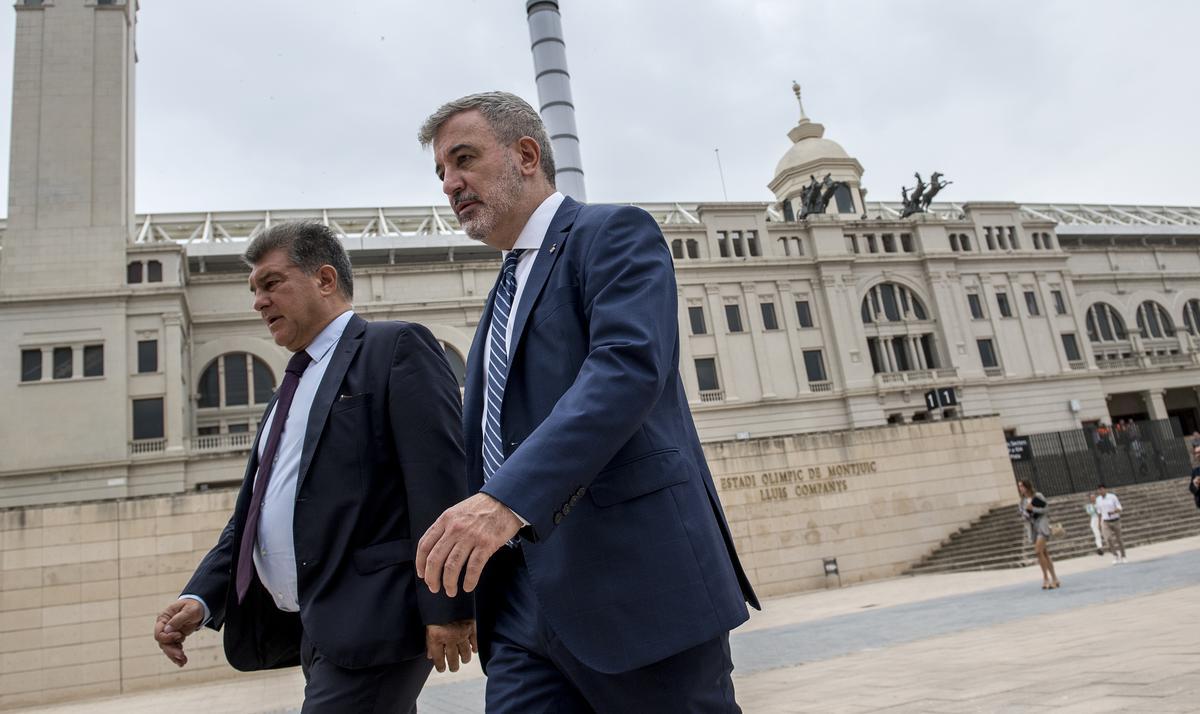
<box><xmin>466</xmin><ymin>197</ymin><xmax>760</xmax><ymax>675</ymax></box>
<box><xmin>184</xmin><ymin>315</ymin><xmax>473</xmax><ymax>671</ymax></box>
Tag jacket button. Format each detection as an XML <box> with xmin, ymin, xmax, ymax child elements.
<box><xmin>562</xmin><ymin>505</ymin><xmax>571</xmax><ymax>515</ymax></box>
<box><xmin>300</xmin><ymin>560</ymin><xmax>308</xmax><ymax>567</ymax></box>
<box><xmin>576</xmin><ymin>487</ymin><xmax>586</xmax><ymax>497</ymax></box>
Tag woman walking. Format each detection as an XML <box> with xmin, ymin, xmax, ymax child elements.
<box><xmin>1085</xmin><ymin>491</ymin><xmax>1103</xmax><ymax>555</ymax></box>
<box><xmin>1018</xmin><ymin>479</ymin><xmax>1060</xmax><ymax>590</ymax></box>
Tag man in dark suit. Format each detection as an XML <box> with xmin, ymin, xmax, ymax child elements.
<box><xmin>152</xmin><ymin>222</ymin><xmax>475</xmax><ymax>712</ymax></box>
<box><xmin>414</xmin><ymin>92</ymin><xmax>759</xmax><ymax>711</ymax></box>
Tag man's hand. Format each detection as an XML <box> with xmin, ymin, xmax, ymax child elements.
<box><xmin>153</xmin><ymin>598</ymin><xmax>205</xmax><ymax>667</ymax></box>
<box><xmin>416</xmin><ymin>492</ymin><xmax>522</xmax><ymax>596</ymax></box>
<box><xmin>425</xmin><ymin>620</ymin><xmax>477</xmax><ymax>673</ymax></box>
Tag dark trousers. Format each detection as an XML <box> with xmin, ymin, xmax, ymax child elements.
<box><xmin>300</xmin><ymin>632</ymin><xmax>432</xmax><ymax>714</ymax></box>
<box><xmin>484</xmin><ymin>556</ymin><xmax>740</xmax><ymax>713</ymax></box>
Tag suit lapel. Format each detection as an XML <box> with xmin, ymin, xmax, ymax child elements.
<box><xmin>296</xmin><ymin>313</ymin><xmax>366</xmax><ymax>493</ymax></box>
<box><xmin>507</xmin><ymin>197</ymin><xmax>580</xmax><ymax>363</ymax></box>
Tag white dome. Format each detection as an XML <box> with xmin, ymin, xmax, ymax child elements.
<box><xmin>774</xmin><ymin>136</ymin><xmax>851</xmax><ymax>177</ymax></box>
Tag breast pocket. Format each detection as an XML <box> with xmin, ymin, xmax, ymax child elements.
<box><xmin>533</xmin><ymin>284</ymin><xmax>581</xmax><ymax>328</ymax></box>
<box><xmin>331</xmin><ymin>392</ymin><xmax>371</xmax><ymax>414</ymax></box>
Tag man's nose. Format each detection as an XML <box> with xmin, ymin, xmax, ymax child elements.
<box><xmin>252</xmin><ymin>291</ymin><xmax>268</xmax><ymax>311</ymax></box>
<box><xmin>442</xmin><ymin>168</ymin><xmax>464</xmax><ymax>198</ymax></box>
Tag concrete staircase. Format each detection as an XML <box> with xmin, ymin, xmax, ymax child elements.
<box><xmin>908</xmin><ymin>479</ymin><xmax>1200</xmax><ymax>574</ymax></box>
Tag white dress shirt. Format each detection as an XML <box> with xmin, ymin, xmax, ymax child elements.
<box><xmin>480</xmin><ymin>191</ymin><xmax>565</xmax><ymax>440</ymax></box>
<box><xmin>183</xmin><ymin>309</ymin><xmax>354</xmax><ymax>621</ymax></box>
<box><xmin>1096</xmin><ymin>492</ymin><xmax>1122</xmax><ymax>521</ymax></box>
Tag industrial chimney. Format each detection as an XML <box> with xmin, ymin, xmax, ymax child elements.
<box><xmin>525</xmin><ymin>0</ymin><xmax>587</xmax><ymax>202</ymax></box>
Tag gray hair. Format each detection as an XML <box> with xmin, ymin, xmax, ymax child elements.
<box><xmin>243</xmin><ymin>220</ymin><xmax>354</xmax><ymax>300</ymax></box>
<box><xmin>417</xmin><ymin>91</ymin><xmax>556</xmax><ymax>187</ymax></box>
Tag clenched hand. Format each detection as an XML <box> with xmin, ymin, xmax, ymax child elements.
<box><xmin>153</xmin><ymin>598</ymin><xmax>205</xmax><ymax>667</ymax></box>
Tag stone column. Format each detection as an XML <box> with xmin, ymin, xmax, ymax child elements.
<box><xmin>741</xmin><ymin>282</ymin><xmax>776</xmax><ymax>399</ymax></box>
<box><xmin>1063</xmin><ymin>274</ymin><xmax>1098</xmax><ymax>369</ymax></box>
<box><xmin>775</xmin><ymin>280</ymin><xmax>807</xmax><ymax>395</ymax></box>
<box><xmin>1143</xmin><ymin>389</ymin><xmax>1168</xmax><ymax>421</ymax></box>
<box><xmin>676</xmin><ymin>286</ymin><xmax>699</xmax><ymax>403</ymax></box>
<box><xmin>704</xmin><ymin>284</ymin><xmax>738</xmax><ymax>401</ymax></box>
<box><xmin>163</xmin><ymin>315</ymin><xmax>186</xmax><ymax>454</ymax></box>
<box><xmin>1008</xmin><ymin>272</ymin><xmax>1042</xmax><ymax>376</ymax></box>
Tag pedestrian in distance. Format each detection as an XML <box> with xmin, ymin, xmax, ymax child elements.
<box><xmin>1017</xmin><ymin>479</ymin><xmax>1060</xmax><ymax>590</ymax></box>
<box><xmin>1084</xmin><ymin>491</ymin><xmax>1104</xmax><ymax>556</ymax></box>
<box><xmin>1096</xmin><ymin>484</ymin><xmax>1127</xmax><ymax>564</ymax></box>
<box><xmin>1189</xmin><ymin>467</ymin><xmax>1200</xmax><ymax>510</ymax></box>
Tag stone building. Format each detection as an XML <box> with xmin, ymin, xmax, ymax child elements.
<box><xmin>3</xmin><ymin>0</ymin><xmax>1200</xmax><ymax>509</ymax></box>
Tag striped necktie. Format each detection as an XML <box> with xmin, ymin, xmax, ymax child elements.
<box><xmin>483</xmin><ymin>249</ymin><xmax>524</xmax><ymax>483</ymax></box>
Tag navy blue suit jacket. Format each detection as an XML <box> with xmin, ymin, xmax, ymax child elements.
<box><xmin>466</xmin><ymin>198</ymin><xmax>759</xmax><ymax>674</ymax></box>
<box><xmin>184</xmin><ymin>316</ymin><xmax>474</xmax><ymax>671</ymax></box>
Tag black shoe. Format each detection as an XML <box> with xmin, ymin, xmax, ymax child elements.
<box><xmin>1097</xmin><ymin>549</ymin><xmax>1104</xmax><ymax>556</ymax></box>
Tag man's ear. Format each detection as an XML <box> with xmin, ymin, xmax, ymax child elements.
<box><xmin>316</xmin><ymin>264</ymin><xmax>340</xmax><ymax>296</ymax></box>
<box><xmin>515</xmin><ymin>136</ymin><xmax>542</xmax><ymax>178</ymax></box>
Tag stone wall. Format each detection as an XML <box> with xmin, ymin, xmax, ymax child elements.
<box><xmin>0</xmin><ymin>416</ymin><xmax>1013</xmax><ymax>708</ymax></box>
<box><xmin>708</xmin><ymin>416</ymin><xmax>1014</xmax><ymax>597</ymax></box>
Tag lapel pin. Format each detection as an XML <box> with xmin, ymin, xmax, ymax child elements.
<box><xmin>549</xmin><ymin>243</ymin><xmax>558</xmax><ymax>254</ymax></box>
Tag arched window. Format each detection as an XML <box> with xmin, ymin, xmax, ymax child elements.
<box><xmin>671</xmin><ymin>240</ymin><xmax>684</xmax><ymax>260</ymax></box>
<box><xmin>1183</xmin><ymin>299</ymin><xmax>1200</xmax><ymax>336</ymax></box>
<box><xmin>860</xmin><ymin>283</ymin><xmax>930</xmax><ymax>324</ymax></box>
<box><xmin>860</xmin><ymin>283</ymin><xmax>938</xmax><ymax>374</ymax></box>
<box><xmin>1136</xmin><ymin>301</ymin><xmax>1175</xmax><ymax>339</ymax></box>
<box><xmin>440</xmin><ymin>342</ymin><xmax>467</xmax><ymax>389</ymax></box>
<box><xmin>197</xmin><ymin>353</ymin><xmax>276</xmax><ymax>409</ymax></box>
<box><xmin>1084</xmin><ymin>303</ymin><xmax>1128</xmax><ymax>343</ymax></box>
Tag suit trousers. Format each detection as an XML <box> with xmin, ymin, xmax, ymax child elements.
<box><xmin>1101</xmin><ymin>519</ymin><xmax>1126</xmax><ymax>557</ymax></box>
<box><xmin>484</xmin><ymin>549</ymin><xmax>741</xmax><ymax>713</ymax></box>
<box><xmin>300</xmin><ymin>631</ymin><xmax>432</xmax><ymax>714</ymax></box>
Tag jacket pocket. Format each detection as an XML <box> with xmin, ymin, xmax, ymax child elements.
<box><xmin>352</xmin><ymin>538</ymin><xmax>413</xmax><ymax>574</ymax></box>
<box><xmin>331</xmin><ymin>392</ymin><xmax>371</xmax><ymax>414</ymax></box>
<box><xmin>588</xmin><ymin>448</ymin><xmax>688</xmax><ymax>507</ymax></box>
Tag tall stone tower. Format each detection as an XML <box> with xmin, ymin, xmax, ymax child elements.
<box><xmin>2</xmin><ymin>0</ymin><xmax>136</xmax><ymax>293</ymax></box>
<box><xmin>0</xmin><ymin>1</ymin><xmax>188</xmax><ymax>505</ymax></box>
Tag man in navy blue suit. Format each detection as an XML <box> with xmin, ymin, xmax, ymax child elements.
<box><xmin>415</xmin><ymin>92</ymin><xmax>759</xmax><ymax>712</ymax></box>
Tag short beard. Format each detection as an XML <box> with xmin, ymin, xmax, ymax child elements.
<box><xmin>461</xmin><ymin>156</ymin><xmax>524</xmax><ymax>243</ymax></box>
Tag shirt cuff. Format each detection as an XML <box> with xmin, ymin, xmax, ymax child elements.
<box><xmin>511</xmin><ymin>508</ymin><xmax>530</xmax><ymax>528</ymax></box>
<box><xmin>179</xmin><ymin>594</ymin><xmax>212</xmax><ymax>627</ymax></box>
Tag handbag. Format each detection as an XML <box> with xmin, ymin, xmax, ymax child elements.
<box><xmin>1050</xmin><ymin>522</ymin><xmax>1066</xmax><ymax>537</ymax></box>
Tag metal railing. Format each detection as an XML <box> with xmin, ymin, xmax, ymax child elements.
<box><xmin>1010</xmin><ymin>418</ymin><xmax>1190</xmax><ymax>497</ymax></box>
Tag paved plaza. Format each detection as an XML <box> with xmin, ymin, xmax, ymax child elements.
<box><xmin>15</xmin><ymin>536</ymin><xmax>1200</xmax><ymax>714</ymax></box>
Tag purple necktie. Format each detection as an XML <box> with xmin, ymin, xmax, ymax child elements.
<box><xmin>235</xmin><ymin>349</ymin><xmax>313</xmax><ymax>604</ymax></box>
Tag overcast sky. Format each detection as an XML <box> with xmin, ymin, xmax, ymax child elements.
<box><xmin>0</xmin><ymin>1</ymin><xmax>1196</xmax><ymax>214</ymax></box>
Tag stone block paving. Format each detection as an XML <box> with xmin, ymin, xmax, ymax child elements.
<box><xmin>13</xmin><ymin>536</ymin><xmax>1200</xmax><ymax>713</ymax></box>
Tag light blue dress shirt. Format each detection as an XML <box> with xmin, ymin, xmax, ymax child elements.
<box><xmin>183</xmin><ymin>309</ymin><xmax>354</xmax><ymax>622</ymax></box>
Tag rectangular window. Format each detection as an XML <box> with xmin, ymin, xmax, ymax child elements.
<box><xmin>795</xmin><ymin>300</ymin><xmax>814</xmax><ymax>328</ymax></box>
<box><xmin>747</xmin><ymin>231</ymin><xmax>760</xmax><ymax>257</ymax></box>
<box><xmin>227</xmin><ymin>423</ymin><xmax>250</xmax><ymax>434</ymax></box>
<box><xmin>1024</xmin><ymin>291</ymin><xmax>1040</xmax><ymax>316</ymax></box>
<box><xmin>137</xmin><ymin>340</ymin><xmax>158</xmax><ymax>374</ymax></box>
<box><xmin>21</xmin><ymin>349</ymin><xmax>42</xmax><ymax>382</ymax></box>
<box><xmin>760</xmin><ymin>302</ymin><xmax>779</xmax><ymax>330</ymax></box>
<box><xmin>731</xmin><ymin>231</ymin><xmax>745</xmax><ymax>258</ymax></box>
<box><xmin>977</xmin><ymin>339</ymin><xmax>999</xmax><ymax>369</ymax></box>
<box><xmin>53</xmin><ymin>347</ymin><xmax>73</xmax><ymax>380</ymax></box>
<box><xmin>803</xmin><ymin>350</ymin><xmax>828</xmax><ymax>383</ymax></box>
<box><xmin>967</xmin><ymin>293</ymin><xmax>984</xmax><ymax>320</ymax></box>
<box><xmin>132</xmin><ymin>398</ymin><xmax>164</xmax><ymax>440</ymax></box>
<box><xmin>223</xmin><ymin>353</ymin><xmax>249</xmax><ymax>406</ymax></box>
<box><xmin>695</xmin><ymin>358</ymin><xmax>720</xmax><ymax>392</ymax></box>
<box><xmin>996</xmin><ymin>292</ymin><xmax>1012</xmax><ymax>318</ymax></box>
<box><xmin>147</xmin><ymin>260</ymin><xmax>163</xmax><ymax>283</ymax></box>
<box><xmin>1052</xmin><ymin>290</ymin><xmax>1067</xmax><ymax>315</ymax></box>
<box><xmin>900</xmin><ymin>233</ymin><xmax>914</xmax><ymax>252</ymax></box>
<box><xmin>1062</xmin><ymin>334</ymin><xmax>1082</xmax><ymax>362</ymax></box>
<box><xmin>126</xmin><ymin>261</ymin><xmax>142</xmax><ymax>284</ymax></box>
<box><xmin>83</xmin><ymin>344</ymin><xmax>104</xmax><ymax>377</ymax></box>
<box><xmin>717</xmin><ymin>232</ymin><xmax>730</xmax><ymax>258</ymax></box>
<box><xmin>197</xmin><ymin>425</ymin><xmax>219</xmax><ymax>436</ymax></box>
<box><xmin>725</xmin><ymin>304</ymin><xmax>744</xmax><ymax>333</ymax></box>
<box><xmin>688</xmin><ymin>306</ymin><xmax>707</xmax><ymax>335</ymax></box>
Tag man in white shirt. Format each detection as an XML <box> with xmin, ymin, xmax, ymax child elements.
<box><xmin>152</xmin><ymin>221</ymin><xmax>474</xmax><ymax>712</ymax></box>
<box><xmin>1096</xmin><ymin>484</ymin><xmax>1127</xmax><ymax>563</ymax></box>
